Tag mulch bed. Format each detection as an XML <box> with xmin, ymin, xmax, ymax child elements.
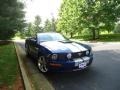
<box><xmin>0</xmin><ymin>74</ymin><xmax>24</xmax><ymax>90</ymax></box>
<box><xmin>12</xmin><ymin>74</ymin><xmax>24</xmax><ymax>90</ymax></box>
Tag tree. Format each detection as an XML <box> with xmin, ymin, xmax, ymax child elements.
<box><xmin>0</xmin><ymin>0</ymin><xmax>26</xmax><ymax>39</ymax></box>
<box><xmin>26</xmin><ymin>23</ymin><xmax>33</xmax><ymax>36</ymax></box>
<box><xmin>44</xmin><ymin>17</ymin><xmax>56</xmax><ymax>32</ymax></box>
<box><xmin>57</xmin><ymin>0</ymin><xmax>83</xmax><ymax>38</ymax></box>
<box><xmin>44</xmin><ymin>19</ymin><xmax>52</xmax><ymax>32</ymax></box>
<box><xmin>33</xmin><ymin>15</ymin><xmax>43</xmax><ymax>36</ymax></box>
<box><xmin>81</xmin><ymin>0</ymin><xmax>120</xmax><ymax>39</ymax></box>
<box><xmin>57</xmin><ymin>0</ymin><xmax>120</xmax><ymax>39</ymax></box>
<box><xmin>51</xmin><ymin>16</ymin><xmax>56</xmax><ymax>32</ymax></box>
<box><xmin>80</xmin><ymin>0</ymin><xmax>101</xmax><ymax>39</ymax></box>
<box><xmin>114</xmin><ymin>22</ymin><xmax>120</xmax><ymax>33</ymax></box>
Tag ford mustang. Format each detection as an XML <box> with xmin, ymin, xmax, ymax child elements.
<box><xmin>25</xmin><ymin>32</ymin><xmax>93</xmax><ymax>73</ymax></box>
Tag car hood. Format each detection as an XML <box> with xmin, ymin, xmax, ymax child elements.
<box><xmin>40</xmin><ymin>41</ymin><xmax>88</xmax><ymax>53</ymax></box>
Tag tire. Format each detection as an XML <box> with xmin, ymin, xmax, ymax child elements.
<box><xmin>37</xmin><ymin>56</ymin><xmax>48</xmax><ymax>73</ymax></box>
<box><xmin>87</xmin><ymin>58</ymin><xmax>93</xmax><ymax>66</ymax></box>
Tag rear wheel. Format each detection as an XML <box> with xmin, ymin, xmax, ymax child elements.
<box><xmin>37</xmin><ymin>56</ymin><xmax>48</xmax><ymax>73</ymax></box>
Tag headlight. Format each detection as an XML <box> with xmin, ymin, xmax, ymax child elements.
<box><xmin>67</xmin><ymin>53</ymin><xmax>72</xmax><ymax>59</ymax></box>
<box><xmin>86</xmin><ymin>51</ymin><xmax>89</xmax><ymax>55</ymax></box>
<box><xmin>51</xmin><ymin>54</ymin><xmax>58</xmax><ymax>60</ymax></box>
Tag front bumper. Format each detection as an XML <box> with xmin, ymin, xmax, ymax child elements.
<box><xmin>47</xmin><ymin>55</ymin><xmax>93</xmax><ymax>72</ymax></box>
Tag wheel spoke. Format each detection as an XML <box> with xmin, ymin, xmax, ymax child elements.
<box><xmin>38</xmin><ymin>56</ymin><xmax>48</xmax><ymax>73</ymax></box>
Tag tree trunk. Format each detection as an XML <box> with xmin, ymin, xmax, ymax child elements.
<box><xmin>96</xmin><ymin>30</ymin><xmax>100</xmax><ymax>39</ymax></box>
<box><xmin>65</xmin><ymin>31</ymin><xmax>67</xmax><ymax>36</ymax></box>
<box><xmin>107</xmin><ymin>29</ymin><xmax>110</xmax><ymax>34</ymax></box>
<box><xmin>92</xmin><ymin>29</ymin><xmax>96</xmax><ymax>40</ymax></box>
<box><xmin>70</xmin><ymin>32</ymin><xmax>73</xmax><ymax>38</ymax></box>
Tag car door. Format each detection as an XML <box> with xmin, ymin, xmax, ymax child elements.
<box><xmin>29</xmin><ymin>38</ymin><xmax>39</xmax><ymax>58</ymax></box>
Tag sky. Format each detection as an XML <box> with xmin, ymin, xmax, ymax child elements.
<box><xmin>24</xmin><ymin>0</ymin><xmax>62</xmax><ymax>23</ymax></box>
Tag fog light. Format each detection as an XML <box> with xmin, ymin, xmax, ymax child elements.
<box><xmin>67</xmin><ymin>53</ymin><xmax>72</xmax><ymax>59</ymax></box>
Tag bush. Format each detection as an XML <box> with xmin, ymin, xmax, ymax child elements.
<box><xmin>114</xmin><ymin>22</ymin><xmax>120</xmax><ymax>33</ymax></box>
<box><xmin>81</xmin><ymin>29</ymin><xmax>92</xmax><ymax>35</ymax></box>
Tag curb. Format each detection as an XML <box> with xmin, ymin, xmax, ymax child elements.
<box><xmin>14</xmin><ymin>43</ymin><xmax>34</xmax><ymax>90</ymax></box>
<box><xmin>14</xmin><ymin>41</ymin><xmax>55</xmax><ymax>90</ymax></box>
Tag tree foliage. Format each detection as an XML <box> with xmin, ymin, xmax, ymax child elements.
<box><xmin>0</xmin><ymin>0</ymin><xmax>26</xmax><ymax>39</ymax></box>
<box><xmin>51</xmin><ymin>17</ymin><xmax>56</xmax><ymax>32</ymax></box>
<box><xmin>33</xmin><ymin>15</ymin><xmax>43</xmax><ymax>36</ymax></box>
<box><xmin>44</xmin><ymin>19</ymin><xmax>52</xmax><ymax>32</ymax></box>
<box><xmin>114</xmin><ymin>22</ymin><xmax>120</xmax><ymax>33</ymax></box>
<box><xmin>81</xmin><ymin>0</ymin><xmax>120</xmax><ymax>39</ymax></box>
<box><xmin>44</xmin><ymin>17</ymin><xmax>56</xmax><ymax>32</ymax></box>
<box><xmin>57</xmin><ymin>0</ymin><xmax>120</xmax><ymax>39</ymax></box>
<box><xmin>57</xmin><ymin>0</ymin><xmax>83</xmax><ymax>38</ymax></box>
<box><xmin>25</xmin><ymin>23</ymin><xmax>33</xmax><ymax>37</ymax></box>
<box><xmin>24</xmin><ymin>15</ymin><xmax>43</xmax><ymax>37</ymax></box>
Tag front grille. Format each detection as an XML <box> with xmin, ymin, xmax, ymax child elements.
<box><xmin>57</xmin><ymin>51</ymin><xmax>86</xmax><ymax>60</ymax></box>
<box><xmin>58</xmin><ymin>53</ymin><xmax>67</xmax><ymax>60</ymax></box>
<box><xmin>72</xmin><ymin>51</ymin><xmax>86</xmax><ymax>59</ymax></box>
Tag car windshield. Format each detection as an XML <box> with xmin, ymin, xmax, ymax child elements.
<box><xmin>37</xmin><ymin>33</ymin><xmax>67</xmax><ymax>42</ymax></box>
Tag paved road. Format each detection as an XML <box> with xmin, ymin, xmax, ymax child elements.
<box><xmin>17</xmin><ymin>41</ymin><xmax>120</xmax><ymax>90</ymax></box>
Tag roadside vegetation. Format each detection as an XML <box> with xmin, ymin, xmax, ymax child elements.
<box><xmin>72</xmin><ymin>33</ymin><xmax>120</xmax><ymax>42</ymax></box>
<box><xmin>0</xmin><ymin>42</ymin><xmax>23</xmax><ymax>89</ymax></box>
<box><xmin>0</xmin><ymin>0</ymin><xmax>25</xmax><ymax>40</ymax></box>
<box><xmin>1</xmin><ymin>0</ymin><xmax>120</xmax><ymax>42</ymax></box>
<box><xmin>15</xmin><ymin>0</ymin><xmax>120</xmax><ymax>42</ymax></box>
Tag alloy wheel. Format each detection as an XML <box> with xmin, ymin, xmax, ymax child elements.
<box><xmin>38</xmin><ymin>56</ymin><xmax>48</xmax><ymax>73</ymax></box>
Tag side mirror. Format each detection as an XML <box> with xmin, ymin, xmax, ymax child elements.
<box><xmin>32</xmin><ymin>38</ymin><xmax>37</xmax><ymax>44</ymax></box>
<box><xmin>34</xmin><ymin>39</ymin><xmax>37</xmax><ymax>43</ymax></box>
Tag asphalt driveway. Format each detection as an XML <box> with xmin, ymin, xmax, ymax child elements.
<box><xmin>16</xmin><ymin>41</ymin><xmax>120</xmax><ymax>90</ymax></box>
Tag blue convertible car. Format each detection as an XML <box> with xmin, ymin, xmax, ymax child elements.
<box><xmin>25</xmin><ymin>32</ymin><xmax>93</xmax><ymax>73</ymax></box>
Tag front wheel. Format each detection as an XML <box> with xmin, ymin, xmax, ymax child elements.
<box><xmin>37</xmin><ymin>56</ymin><xmax>48</xmax><ymax>73</ymax></box>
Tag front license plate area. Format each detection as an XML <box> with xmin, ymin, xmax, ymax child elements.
<box><xmin>79</xmin><ymin>62</ymin><xmax>86</xmax><ymax>68</ymax></box>
<box><xmin>82</xmin><ymin>57</ymin><xmax>90</xmax><ymax>61</ymax></box>
<box><xmin>74</xmin><ymin>58</ymin><xmax>83</xmax><ymax>66</ymax></box>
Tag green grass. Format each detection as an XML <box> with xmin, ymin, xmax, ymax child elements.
<box><xmin>0</xmin><ymin>42</ymin><xmax>18</xmax><ymax>88</ymax></box>
<box><xmin>72</xmin><ymin>34</ymin><xmax>120</xmax><ymax>42</ymax></box>
<box><xmin>98</xmin><ymin>34</ymin><xmax>120</xmax><ymax>42</ymax></box>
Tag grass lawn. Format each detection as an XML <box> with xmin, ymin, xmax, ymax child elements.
<box><xmin>0</xmin><ymin>42</ymin><xmax>23</xmax><ymax>89</ymax></box>
<box><xmin>97</xmin><ymin>34</ymin><xmax>120</xmax><ymax>42</ymax></box>
<box><xmin>72</xmin><ymin>34</ymin><xmax>120</xmax><ymax>42</ymax></box>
